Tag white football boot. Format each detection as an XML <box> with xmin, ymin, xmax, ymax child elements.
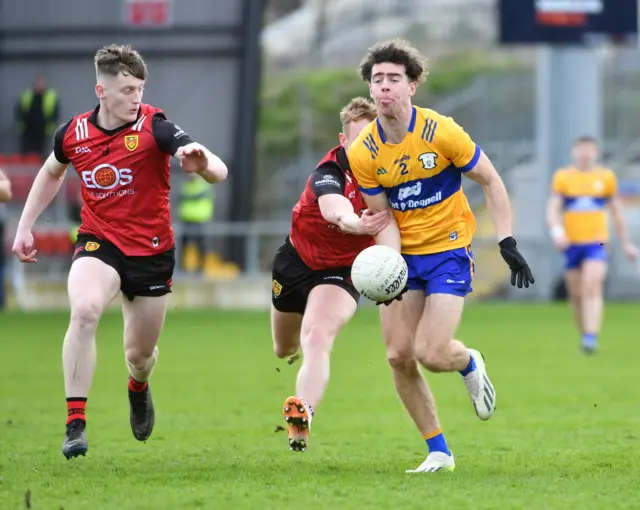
<box><xmin>462</xmin><ymin>348</ymin><xmax>496</xmax><ymax>420</ymax></box>
<box><xmin>405</xmin><ymin>452</ymin><xmax>455</xmax><ymax>473</ymax></box>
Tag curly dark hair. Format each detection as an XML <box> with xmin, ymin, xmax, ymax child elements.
<box><xmin>94</xmin><ymin>44</ymin><xmax>147</xmax><ymax>81</ymax></box>
<box><xmin>359</xmin><ymin>39</ymin><xmax>428</xmax><ymax>85</ymax></box>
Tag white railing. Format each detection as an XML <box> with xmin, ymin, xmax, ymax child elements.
<box><xmin>5</xmin><ymin>213</ymin><xmax>640</xmax><ymax>310</ymax></box>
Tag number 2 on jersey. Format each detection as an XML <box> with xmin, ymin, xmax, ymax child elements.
<box><xmin>400</xmin><ymin>162</ymin><xmax>408</xmax><ymax>175</ymax></box>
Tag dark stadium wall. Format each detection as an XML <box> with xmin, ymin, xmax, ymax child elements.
<box><xmin>0</xmin><ymin>0</ymin><xmax>265</xmax><ymax>268</ymax></box>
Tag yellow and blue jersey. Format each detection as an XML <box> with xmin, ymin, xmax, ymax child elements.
<box><xmin>551</xmin><ymin>166</ymin><xmax>617</xmax><ymax>245</ymax></box>
<box><xmin>347</xmin><ymin>106</ymin><xmax>480</xmax><ymax>256</ymax></box>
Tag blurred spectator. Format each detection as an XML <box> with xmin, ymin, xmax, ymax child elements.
<box><xmin>0</xmin><ymin>169</ymin><xmax>12</xmax><ymax>309</ymax></box>
<box><xmin>15</xmin><ymin>75</ymin><xmax>60</xmax><ymax>157</ymax></box>
<box><xmin>179</xmin><ymin>173</ymin><xmax>214</xmax><ymax>272</ymax></box>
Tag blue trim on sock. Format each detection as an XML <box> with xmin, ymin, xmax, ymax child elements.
<box><xmin>459</xmin><ymin>355</ymin><xmax>476</xmax><ymax>376</ymax></box>
<box><xmin>426</xmin><ymin>432</ymin><xmax>451</xmax><ymax>456</ymax></box>
<box><xmin>582</xmin><ymin>333</ymin><xmax>597</xmax><ymax>347</ymax></box>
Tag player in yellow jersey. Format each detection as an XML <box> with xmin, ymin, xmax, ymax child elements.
<box><xmin>348</xmin><ymin>39</ymin><xmax>534</xmax><ymax>473</ymax></box>
<box><xmin>547</xmin><ymin>136</ymin><xmax>638</xmax><ymax>353</ymax></box>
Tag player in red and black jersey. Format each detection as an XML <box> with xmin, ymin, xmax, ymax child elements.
<box><xmin>271</xmin><ymin>98</ymin><xmax>390</xmax><ymax>451</ymax></box>
<box><xmin>12</xmin><ymin>44</ymin><xmax>228</xmax><ymax>460</ymax></box>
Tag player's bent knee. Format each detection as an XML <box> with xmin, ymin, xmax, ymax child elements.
<box><xmin>300</xmin><ymin>323</ymin><xmax>335</xmax><ymax>353</ymax></box>
<box><xmin>564</xmin><ymin>276</ymin><xmax>582</xmax><ymax>300</ymax></box>
<box><xmin>125</xmin><ymin>346</ymin><xmax>156</xmax><ymax>369</ymax></box>
<box><xmin>583</xmin><ymin>286</ymin><xmax>602</xmax><ymax>299</ymax></box>
<box><xmin>271</xmin><ymin>308</ymin><xmax>302</xmax><ymax>358</ymax></box>
<box><xmin>582</xmin><ymin>277</ymin><xmax>604</xmax><ymax>298</ymax></box>
<box><xmin>568</xmin><ymin>289</ymin><xmax>583</xmax><ymax>301</ymax></box>
<box><xmin>69</xmin><ymin>301</ymin><xmax>103</xmax><ymax>332</ymax></box>
<box><xmin>274</xmin><ymin>342</ymin><xmax>297</xmax><ymax>359</ymax></box>
<box><xmin>387</xmin><ymin>350</ymin><xmax>419</xmax><ymax>374</ymax></box>
<box><xmin>581</xmin><ymin>261</ymin><xmax>607</xmax><ymax>295</ymax></box>
<box><xmin>414</xmin><ymin>345</ymin><xmax>449</xmax><ymax>373</ymax></box>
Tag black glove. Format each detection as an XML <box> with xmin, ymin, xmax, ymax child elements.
<box><xmin>499</xmin><ymin>236</ymin><xmax>534</xmax><ymax>289</ymax></box>
<box><xmin>376</xmin><ymin>284</ymin><xmax>409</xmax><ymax>306</ymax></box>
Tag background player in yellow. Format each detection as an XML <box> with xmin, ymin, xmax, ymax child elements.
<box><xmin>546</xmin><ymin>136</ymin><xmax>638</xmax><ymax>353</ymax></box>
<box><xmin>348</xmin><ymin>39</ymin><xmax>534</xmax><ymax>474</ymax></box>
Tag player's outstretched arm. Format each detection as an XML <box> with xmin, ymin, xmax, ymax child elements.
<box><xmin>151</xmin><ymin>115</ymin><xmax>228</xmax><ymax>184</ymax></box>
<box><xmin>608</xmin><ymin>194</ymin><xmax>639</xmax><ymax>261</ymax></box>
<box><xmin>347</xmin><ymin>135</ymin><xmax>401</xmax><ymax>250</ymax></box>
<box><xmin>175</xmin><ymin>143</ymin><xmax>227</xmax><ymax>184</ymax></box>
<box><xmin>465</xmin><ymin>152</ymin><xmax>512</xmax><ymax>241</ymax></box>
<box><xmin>318</xmin><ymin>194</ymin><xmax>389</xmax><ymax>236</ymax></box>
<box><xmin>361</xmin><ymin>191</ymin><xmax>408</xmax><ymax>305</ymax></box>
<box><xmin>546</xmin><ymin>193</ymin><xmax>569</xmax><ymax>251</ymax></box>
<box><xmin>361</xmin><ymin>193</ymin><xmax>401</xmax><ymax>252</ymax></box>
<box><xmin>0</xmin><ymin>168</ymin><xmax>12</xmax><ymax>202</ymax></box>
<box><xmin>13</xmin><ymin>152</ymin><xmax>68</xmax><ymax>263</ymax></box>
<box><xmin>465</xmin><ymin>151</ymin><xmax>534</xmax><ymax>288</ymax></box>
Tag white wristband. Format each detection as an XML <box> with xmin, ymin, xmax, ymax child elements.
<box><xmin>550</xmin><ymin>225</ymin><xmax>565</xmax><ymax>240</ymax></box>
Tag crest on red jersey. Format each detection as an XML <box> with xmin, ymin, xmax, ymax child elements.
<box><xmin>125</xmin><ymin>135</ymin><xmax>139</xmax><ymax>151</ymax></box>
<box><xmin>272</xmin><ymin>279</ymin><xmax>282</xmax><ymax>297</ymax></box>
<box><xmin>85</xmin><ymin>241</ymin><xmax>100</xmax><ymax>252</ymax></box>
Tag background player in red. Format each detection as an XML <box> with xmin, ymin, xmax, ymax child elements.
<box><xmin>271</xmin><ymin>97</ymin><xmax>390</xmax><ymax>451</ymax></box>
<box><xmin>11</xmin><ymin>44</ymin><xmax>228</xmax><ymax>460</ymax></box>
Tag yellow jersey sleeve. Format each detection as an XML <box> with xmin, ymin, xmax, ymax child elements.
<box><xmin>432</xmin><ymin>115</ymin><xmax>480</xmax><ymax>171</ymax></box>
<box><xmin>551</xmin><ymin>170</ymin><xmax>567</xmax><ymax>195</ymax></box>
<box><xmin>347</xmin><ymin>135</ymin><xmax>382</xmax><ymax>196</ymax></box>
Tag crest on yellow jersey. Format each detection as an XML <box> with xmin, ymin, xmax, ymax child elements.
<box><xmin>418</xmin><ymin>152</ymin><xmax>438</xmax><ymax>170</ymax></box>
<box><xmin>125</xmin><ymin>135</ymin><xmax>139</xmax><ymax>151</ymax></box>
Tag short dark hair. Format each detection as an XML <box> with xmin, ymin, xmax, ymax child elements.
<box><xmin>573</xmin><ymin>135</ymin><xmax>598</xmax><ymax>146</ymax></box>
<box><xmin>359</xmin><ymin>38</ymin><xmax>428</xmax><ymax>85</ymax></box>
<box><xmin>94</xmin><ymin>44</ymin><xmax>147</xmax><ymax>81</ymax></box>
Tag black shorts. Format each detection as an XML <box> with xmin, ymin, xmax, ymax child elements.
<box><xmin>271</xmin><ymin>236</ymin><xmax>359</xmax><ymax>315</ymax></box>
<box><xmin>73</xmin><ymin>234</ymin><xmax>175</xmax><ymax>302</ymax></box>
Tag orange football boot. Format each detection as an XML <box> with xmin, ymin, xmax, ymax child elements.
<box><xmin>282</xmin><ymin>396</ymin><xmax>311</xmax><ymax>452</ymax></box>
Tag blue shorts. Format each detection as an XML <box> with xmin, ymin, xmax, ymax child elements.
<box><xmin>403</xmin><ymin>247</ymin><xmax>475</xmax><ymax>297</ymax></box>
<box><xmin>564</xmin><ymin>243</ymin><xmax>607</xmax><ymax>270</ymax></box>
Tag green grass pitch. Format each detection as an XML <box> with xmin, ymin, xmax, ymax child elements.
<box><xmin>0</xmin><ymin>303</ymin><xmax>639</xmax><ymax>509</ymax></box>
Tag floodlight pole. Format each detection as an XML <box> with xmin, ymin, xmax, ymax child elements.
<box><xmin>527</xmin><ymin>46</ymin><xmax>601</xmax><ymax>300</ymax></box>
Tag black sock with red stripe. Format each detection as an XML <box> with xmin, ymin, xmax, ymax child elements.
<box><xmin>128</xmin><ymin>376</ymin><xmax>148</xmax><ymax>393</ymax></box>
<box><xmin>66</xmin><ymin>397</ymin><xmax>87</xmax><ymax>425</ymax></box>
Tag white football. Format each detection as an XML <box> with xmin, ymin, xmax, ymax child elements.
<box><xmin>351</xmin><ymin>245</ymin><xmax>408</xmax><ymax>303</ymax></box>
